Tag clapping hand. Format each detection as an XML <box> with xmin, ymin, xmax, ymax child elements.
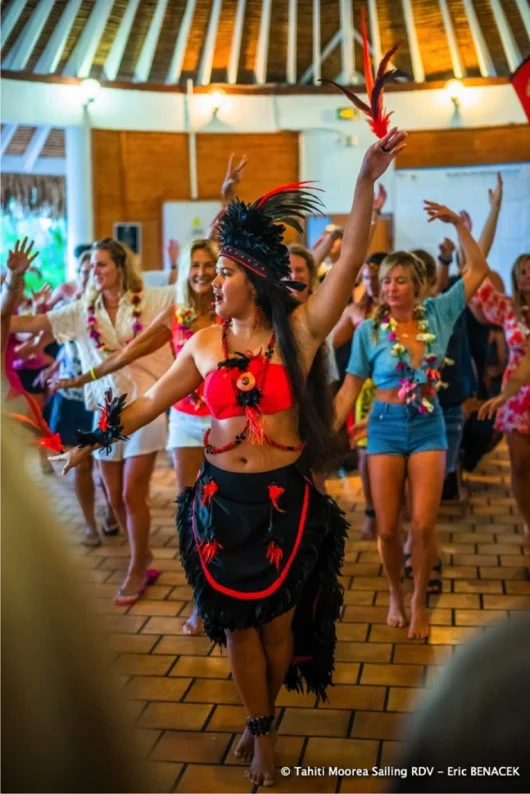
<box><xmin>424</xmin><ymin>202</ymin><xmax>462</xmax><ymax>225</ymax></box>
<box><xmin>359</xmin><ymin>128</ymin><xmax>407</xmax><ymax>182</ymax></box>
<box><xmin>221</xmin><ymin>153</ymin><xmax>248</xmax><ymax>201</ymax></box>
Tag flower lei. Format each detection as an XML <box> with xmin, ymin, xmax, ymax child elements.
<box><xmin>380</xmin><ymin>304</ymin><xmax>449</xmax><ymax>414</ymax></box>
<box><xmin>175</xmin><ymin>306</ymin><xmax>197</xmax><ymax>331</ymax></box>
<box><xmin>87</xmin><ymin>288</ymin><xmax>143</xmax><ymax>353</ymax></box>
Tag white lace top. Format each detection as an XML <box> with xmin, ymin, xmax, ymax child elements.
<box><xmin>48</xmin><ymin>286</ymin><xmax>175</xmax><ymax>410</ymax></box>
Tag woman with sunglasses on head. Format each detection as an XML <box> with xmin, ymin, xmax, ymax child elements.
<box><xmin>53</xmin><ymin>130</ymin><xmax>406</xmax><ymax>787</ymax></box>
<box><xmin>9</xmin><ymin>238</ymin><xmax>176</xmax><ymax>605</ymax></box>
<box><xmin>334</xmin><ymin>205</ymin><xmax>490</xmax><ymax>640</ymax></box>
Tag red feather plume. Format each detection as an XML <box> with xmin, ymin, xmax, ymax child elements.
<box><xmin>323</xmin><ymin>7</ymin><xmax>402</xmax><ymax>139</ymax></box>
<box><xmin>8</xmin><ymin>391</ymin><xmax>64</xmax><ymax>453</ymax></box>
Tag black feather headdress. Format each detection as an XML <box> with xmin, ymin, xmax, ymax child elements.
<box><xmin>218</xmin><ymin>181</ymin><xmax>324</xmax><ymax>289</ymax></box>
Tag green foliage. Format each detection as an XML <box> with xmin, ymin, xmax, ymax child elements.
<box><xmin>1</xmin><ymin>210</ymin><xmax>67</xmax><ymax>291</ymax></box>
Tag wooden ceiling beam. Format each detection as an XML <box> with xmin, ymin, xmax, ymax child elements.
<box><xmin>166</xmin><ymin>0</ymin><xmax>196</xmax><ymax>84</ymax></box>
<box><xmin>1</xmin><ymin>0</ymin><xmax>28</xmax><ymax>49</ymax></box>
<box><xmin>367</xmin><ymin>0</ymin><xmax>382</xmax><ymax>65</ymax></box>
<box><xmin>255</xmin><ymin>0</ymin><xmax>272</xmax><ymax>85</ymax></box>
<box><xmin>463</xmin><ymin>0</ymin><xmax>496</xmax><ymax>77</ymax></box>
<box><xmin>227</xmin><ymin>0</ymin><xmax>246</xmax><ymax>84</ymax></box>
<box><xmin>33</xmin><ymin>0</ymin><xmax>83</xmax><ymax>74</ymax></box>
<box><xmin>312</xmin><ymin>0</ymin><xmax>321</xmax><ymax>85</ymax></box>
<box><xmin>286</xmin><ymin>0</ymin><xmax>297</xmax><ymax>84</ymax></box>
<box><xmin>301</xmin><ymin>29</ymin><xmax>342</xmax><ymax>84</ymax></box>
<box><xmin>103</xmin><ymin>0</ymin><xmax>142</xmax><ymax>81</ymax></box>
<box><xmin>62</xmin><ymin>0</ymin><xmax>113</xmax><ymax>77</ymax></box>
<box><xmin>134</xmin><ymin>0</ymin><xmax>169</xmax><ymax>83</ymax></box>
<box><xmin>488</xmin><ymin>0</ymin><xmax>522</xmax><ymax>73</ymax></box>
<box><xmin>513</xmin><ymin>0</ymin><xmax>530</xmax><ymax>40</ymax></box>
<box><xmin>2</xmin><ymin>0</ymin><xmax>55</xmax><ymax>72</ymax></box>
<box><xmin>339</xmin><ymin>0</ymin><xmax>354</xmax><ymax>85</ymax></box>
<box><xmin>198</xmin><ymin>0</ymin><xmax>223</xmax><ymax>86</ymax></box>
<box><xmin>438</xmin><ymin>0</ymin><xmax>465</xmax><ymax>79</ymax></box>
<box><xmin>22</xmin><ymin>125</ymin><xmax>51</xmax><ymax>172</ymax></box>
<box><xmin>401</xmin><ymin>0</ymin><xmax>425</xmax><ymax>82</ymax></box>
<box><xmin>0</xmin><ymin>124</ymin><xmax>18</xmax><ymax>157</ymax></box>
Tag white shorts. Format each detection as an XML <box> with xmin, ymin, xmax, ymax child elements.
<box><xmin>92</xmin><ymin>411</ymin><xmax>168</xmax><ymax>462</ymax></box>
<box><xmin>166</xmin><ymin>407</ymin><xmax>211</xmax><ymax>449</ymax></box>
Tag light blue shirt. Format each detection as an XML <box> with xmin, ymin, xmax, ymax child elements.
<box><xmin>346</xmin><ymin>279</ymin><xmax>466</xmax><ymax>389</ymax></box>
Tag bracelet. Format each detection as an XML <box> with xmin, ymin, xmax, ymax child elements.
<box><xmin>89</xmin><ymin>367</ymin><xmax>97</xmax><ymax>381</ymax></box>
<box><xmin>438</xmin><ymin>256</ymin><xmax>452</xmax><ymax>266</ymax></box>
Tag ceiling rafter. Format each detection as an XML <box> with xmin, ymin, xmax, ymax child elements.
<box><xmin>166</xmin><ymin>0</ymin><xmax>197</xmax><ymax>85</ymax></box>
<box><xmin>339</xmin><ymin>0</ymin><xmax>354</xmax><ymax>85</ymax></box>
<box><xmin>513</xmin><ymin>0</ymin><xmax>530</xmax><ymax>40</ymax></box>
<box><xmin>286</xmin><ymin>0</ymin><xmax>297</xmax><ymax>85</ymax></box>
<box><xmin>198</xmin><ymin>0</ymin><xmax>223</xmax><ymax>86</ymax></box>
<box><xmin>23</xmin><ymin>125</ymin><xmax>52</xmax><ymax>172</ymax></box>
<box><xmin>463</xmin><ymin>0</ymin><xmax>496</xmax><ymax>77</ymax></box>
<box><xmin>488</xmin><ymin>0</ymin><xmax>521</xmax><ymax>73</ymax></box>
<box><xmin>133</xmin><ymin>0</ymin><xmax>169</xmax><ymax>83</ymax></box>
<box><xmin>102</xmin><ymin>0</ymin><xmax>142</xmax><ymax>82</ymax></box>
<box><xmin>1</xmin><ymin>0</ymin><xmax>28</xmax><ymax>49</ymax></box>
<box><xmin>33</xmin><ymin>0</ymin><xmax>83</xmax><ymax>74</ymax></box>
<box><xmin>255</xmin><ymin>0</ymin><xmax>272</xmax><ymax>85</ymax></box>
<box><xmin>312</xmin><ymin>0</ymin><xmax>321</xmax><ymax>85</ymax></box>
<box><xmin>401</xmin><ymin>0</ymin><xmax>425</xmax><ymax>82</ymax></box>
<box><xmin>62</xmin><ymin>0</ymin><xmax>113</xmax><ymax>78</ymax></box>
<box><xmin>1</xmin><ymin>124</ymin><xmax>18</xmax><ymax>157</ymax></box>
<box><xmin>2</xmin><ymin>0</ymin><xmax>55</xmax><ymax>72</ymax></box>
<box><xmin>438</xmin><ymin>0</ymin><xmax>465</xmax><ymax>79</ymax></box>
<box><xmin>227</xmin><ymin>0</ymin><xmax>246</xmax><ymax>85</ymax></box>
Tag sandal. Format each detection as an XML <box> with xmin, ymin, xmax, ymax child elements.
<box><xmin>113</xmin><ymin>568</ymin><xmax>161</xmax><ymax>607</ymax></box>
<box><xmin>81</xmin><ymin>528</ymin><xmax>101</xmax><ymax>548</ymax></box>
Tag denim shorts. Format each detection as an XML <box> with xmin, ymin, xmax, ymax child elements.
<box><xmin>367</xmin><ymin>400</ymin><xmax>448</xmax><ymax>457</ymax></box>
<box><xmin>441</xmin><ymin>403</ymin><xmax>464</xmax><ymax>473</ymax></box>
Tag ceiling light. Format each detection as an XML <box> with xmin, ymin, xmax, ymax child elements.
<box><xmin>80</xmin><ymin>78</ymin><xmax>101</xmax><ymax>107</ymax></box>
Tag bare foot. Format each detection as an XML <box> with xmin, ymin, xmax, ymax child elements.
<box><xmin>183</xmin><ymin>607</ymin><xmax>203</xmax><ymax>636</ymax></box>
<box><xmin>408</xmin><ymin>599</ymin><xmax>430</xmax><ymax>639</ymax></box>
<box><xmin>387</xmin><ymin>588</ymin><xmax>408</xmax><ymax>628</ymax></box>
<box><xmin>118</xmin><ymin>553</ymin><xmax>154</xmax><ymax>597</ymax></box>
<box><xmin>234</xmin><ymin>726</ymin><xmax>254</xmax><ymax>762</ymax></box>
<box><xmin>245</xmin><ymin>734</ymin><xmax>275</xmax><ymax>787</ymax></box>
<box><xmin>361</xmin><ymin>513</ymin><xmax>376</xmax><ymax>540</ymax></box>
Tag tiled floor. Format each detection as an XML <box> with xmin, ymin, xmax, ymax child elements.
<box><xmin>45</xmin><ymin>444</ymin><xmax>529</xmax><ymax>793</ymax></box>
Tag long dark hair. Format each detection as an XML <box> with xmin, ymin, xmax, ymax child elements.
<box><xmin>245</xmin><ymin>270</ymin><xmax>338</xmax><ymax>470</ymax></box>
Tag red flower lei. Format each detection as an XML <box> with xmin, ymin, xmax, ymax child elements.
<box><xmin>87</xmin><ymin>289</ymin><xmax>143</xmax><ymax>353</ymax></box>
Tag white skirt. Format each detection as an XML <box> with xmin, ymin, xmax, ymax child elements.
<box><xmin>166</xmin><ymin>407</ymin><xmax>211</xmax><ymax>450</ymax></box>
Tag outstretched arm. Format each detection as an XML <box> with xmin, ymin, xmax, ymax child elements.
<box><xmin>479</xmin><ymin>172</ymin><xmax>503</xmax><ymax>258</ymax></box>
<box><xmin>424</xmin><ymin>203</ymin><xmax>489</xmax><ymax>302</ymax></box>
<box><xmin>54</xmin><ymin>334</ymin><xmax>205</xmax><ymax>473</ymax></box>
<box><xmin>301</xmin><ymin>128</ymin><xmax>407</xmax><ymax>341</ymax></box>
<box><xmin>54</xmin><ymin>305</ymin><xmax>174</xmax><ymax>392</ymax></box>
<box><xmin>1</xmin><ymin>238</ymin><xmax>39</xmax><ymax>353</ymax></box>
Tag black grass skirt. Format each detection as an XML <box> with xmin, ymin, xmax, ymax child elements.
<box><xmin>176</xmin><ymin>458</ymin><xmax>348</xmax><ymax>700</ymax></box>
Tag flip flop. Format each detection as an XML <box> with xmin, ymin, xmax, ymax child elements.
<box><xmin>113</xmin><ymin>569</ymin><xmax>161</xmax><ymax>607</ymax></box>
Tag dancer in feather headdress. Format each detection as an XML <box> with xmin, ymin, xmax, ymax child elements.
<box><xmin>53</xmin><ymin>127</ymin><xmax>405</xmax><ymax>787</ymax></box>
<box><xmin>324</xmin><ymin>8</ymin><xmax>402</xmax><ymax>139</ymax></box>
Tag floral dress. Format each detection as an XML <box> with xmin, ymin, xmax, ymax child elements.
<box><xmin>471</xmin><ymin>278</ymin><xmax>530</xmax><ymax>434</ymax></box>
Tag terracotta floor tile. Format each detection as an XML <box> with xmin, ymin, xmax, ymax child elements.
<box><xmin>342</xmin><ymin>563</ymin><xmax>382</xmax><ymax>577</ymax></box>
<box><xmin>368</xmin><ymin>625</ymin><xmax>415</xmax><ymax>643</ymax></box>
<box><xmin>170</xmin><ymin>656</ymin><xmax>231</xmax><ymax>678</ymax></box>
<box><xmin>150</xmin><ymin>730</ymin><xmax>231</xmax><ymax>763</ymax></box>
<box><xmin>479</xmin><ymin>543</ymin><xmax>522</xmax><ymax>555</ymax></box>
<box><xmin>139</xmin><ymin>702</ymin><xmax>212</xmax><ymax>730</ymax></box>
<box><xmin>98</xmin><ymin>615</ymin><xmax>148</xmax><ymax>634</ymax></box>
<box><xmin>452</xmin><ymin>579</ymin><xmax>503</xmax><ymax>594</ymax></box>
<box><xmin>454</xmin><ymin>609</ymin><xmax>507</xmax><ymax>626</ymax></box>
<box><xmin>176</xmin><ymin>764</ymin><xmax>253</xmax><ymax>793</ymax></box>
<box><xmin>429</xmin><ymin>593</ymin><xmax>480</xmax><ymax>609</ymax></box>
<box><xmin>156</xmin><ymin>571</ymin><xmax>188</xmax><ymax>586</ymax></box>
<box><xmin>453</xmin><ymin>554</ymin><xmax>498</xmax><ymax>566</ymax></box>
<box><xmin>500</xmin><ymin>554</ymin><xmax>530</xmax><ymax>567</ymax></box>
<box><xmin>361</xmin><ymin>664</ymin><xmax>424</xmax><ymax>687</ymax></box>
<box><xmin>335</xmin><ymin>642</ymin><xmax>392</xmax><ymax>663</ymax></box>
<box><xmin>392</xmin><ymin>644</ymin><xmax>452</xmax><ymax>665</ymax></box>
<box><xmin>259</xmin><ymin>769</ymin><xmax>336</xmax><ymax>793</ymax></box>
<box><xmin>336</xmin><ymin>623</ymin><xmax>369</xmax><ymax>641</ymax></box>
<box><xmin>505</xmin><ymin>580</ymin><xmax>530</xmax><ymax>594</ymax></box>
<box><xmin>351</xmin><ymin>710</ymin><xmax>404</xmax><ymax>740</ymax></box>
<box><xmin>343</xmin><ymin>606</ymin><xmax>391</xmax><ymax>623</ymax></box>
<box><xmin>276</xmin><ymin>689</ymin><xmax>318</xmax><ymax>708</ymax></box>
<box><xmin>228</xmin><ymin>735</ymin><xmax>305</xmax><ymax>768</ymax></box>
<box><xmin>151</xmin><ymin>636</ymin><xmax>214</xmax><ymax>655</ymax></box>
<box><xmin>428</xmin><ymin>626</ymin><xmax>477</xmax><ymax>645</ymax></box>
<box><xmin>114</xmin><ymin>654</ymin><xmax>176</xmax><ymax>676</ymax></box>
<box><xmin>340</xmin><ymin>774</ymin><xmax>389</xmax><ymax>793</ymax></box>
<box><xmin>380</xmin><ymin>740</ymin><xmax>408</xmax><ymax>767</ymax></box>
<box><xmin>135</xmin><ymin>728</ymin><xmax>162</xmax><ymax>757</ymax></box>
<box><xmin>478</xmin><ymin>566</ymin><xmax>526</xmax><ymax>580</ymax></box>
<box><xmin>130</xmin><ymin>601</ymin><xmax>185</xmax><ymax>617</ymax></box>
<box><xmin>123</xmin><ymin>676</ymin><xmax>192</xmax><ymax>702</ymax></box>
<box><xmin>280</xmin><ymin>707</ymin><xmax>351</xmax><ymax>736</ymax></box>
<box><xmin>483</xmin><ymin>594</ymin><xmax>530</xmax><ymax>610</ymax></box>
<box><xmin>451</xmin><ymin>531</ymin><xmax>494</xmax><ymax>543</ymax></box>
<box><xmin>319</xmin><ymin>684</ymin><xmax>386</xmax><ymax>711</ymax></box>
<box><xmin>146</xmin><ymin>761</ymin><xmax>183</xmax><ymax>793</ymax></box>
<box><xmin>343</xmin><ymin>590</ymin><xmax>376</xmax><ymax>606</ymax></box>
<box><xmin>351</xmin><ymin>577</ymin><xmax>390</xmax><ymax>591</ymax></box>
<box><xmin>105</xmin><ymin>633</ymin><xmax>159</xmax><ymax>654</ymax></box>
<box><xmin>206</xmin><ymin>705</ymin><xmax>247</xmax><ymax>732</ymax></box>
<box><xmin>140</xmin><ymin>616</ymin><xmax>191</xmax><ymax>635</ymax></box>
<box><xmin>124</xmin><ymin>699</ymin><xmax>148</xmax><ymax>721</ymax></box>
<box><xmin>358</xmin><ymin>552</ymin><xmax>383</xmax><ymax>563</ymax></box>
<box><xmin>386</xmin><ymin>687</ymin><xmax>426</xmax><ymax>712</ymax></box>
<box><xmin>439</xmin><ymin>566</ymin><xmax>478</xmax><ymax>579</ymax></box>
<box><xmin>166</xmin><ymin>585</ymin><xmax>194</xmax><ymax>600</ymax></box>
<box><xmin>304</xmin><ymin>737</ymin><xmax>378</xmax><ymax>767</ymax></box>
<box><xmin>185</xmin><ymin>678</ymin><xmax>241</xmax><ymax>704</ymax></box>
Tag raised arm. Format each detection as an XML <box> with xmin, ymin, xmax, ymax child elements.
<box><xmin>424</xmin><ymin>202</ymin><xmax>489</xmax><ymax>302</ymax></box>
<box><xmin>434</xmin><ymin>237</ymin><xmax>456</xmax><ymax>295</ymax></box>
<box><xmin>479</xmin><ymin>172</ymin><xmax>503</xmax><ymax>258</ymax></box>
<box><xmin>1</xmin><ymin>238</ymin><xmax>39</xmax><ymax>353</ymax></box>
<box><xmin>55</xmin><ymin>333</ymin><xmax>205</xmax><ymax>474</ymax></box>
<box><xmin>54</xmin><ymin>305</ymin><xmax>174</xmax><ymax>392</ymax></box>
<box><xmin>333</xmin><ymin>373</ymin><xmax>365</xmax><ymax>431</ymax></box>
<box><xmin>301</xmin><ymin>128</ymin><xmax>406</xmax><ymax>341</ymax></box>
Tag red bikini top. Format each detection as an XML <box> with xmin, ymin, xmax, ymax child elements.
<box><xmin>202</xmin><ymin>323</ymin><xmax>303</xmax><ymax>456</ymax></box>
<box><xmin>203</xmin><ymin>358</ymin><xmax>293</xmax><ymax>419</ymax></box>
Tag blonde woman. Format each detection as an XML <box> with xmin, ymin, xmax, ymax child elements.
<box><xmin>54</xmin><ymin>238</ymin><xmax>218</xmax><ymax>632</ymax></box>
<box><xmin>334</xmin><ymin>204</ymin><xmax>489</xmax><ymax>639</ymax></box>
<box><xmin>9</xmin><ymin>238</ymin><xmax>175</xmax><ymax>605</ymax></box>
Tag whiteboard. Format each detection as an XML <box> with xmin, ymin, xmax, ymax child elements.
<box><xmin>394</xmin><ymin>163</ymin><xmax>530</xmax><ymax>292</ymax></box>
<box><xmin>162</xmin><ymin>200</ymin><xmax>222</xmax><ymax>256</ymax></box>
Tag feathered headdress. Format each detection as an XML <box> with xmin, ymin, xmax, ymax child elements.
<box><xmin>324</xmin><ymin>8</ymin><xmax>402</xmax><ymax>139</ymax></box>
<box><xmin>8</xmin><ymin>391</ymin><xmax>64</xmax><ymax>453</ymax></box>
<box><xmin>218</xmin><ymin>181</ymin><xmax>324</xmax><ymax>289</ymax></box>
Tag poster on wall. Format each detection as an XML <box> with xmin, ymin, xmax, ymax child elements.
<box><xmin>162</xmin><ymin>201</ymin><xmax>221</xmax><ymax>260</ymax></box>
<box><xmin>114</xmin><ymin>223</ymin><xmax>142</xmax><ymax>257</ymax></box>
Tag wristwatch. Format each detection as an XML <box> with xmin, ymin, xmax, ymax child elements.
<box><xmin>438</xmin><ymin>255</ymin><xmax>452</xmax><ymax>266</ymax></box>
